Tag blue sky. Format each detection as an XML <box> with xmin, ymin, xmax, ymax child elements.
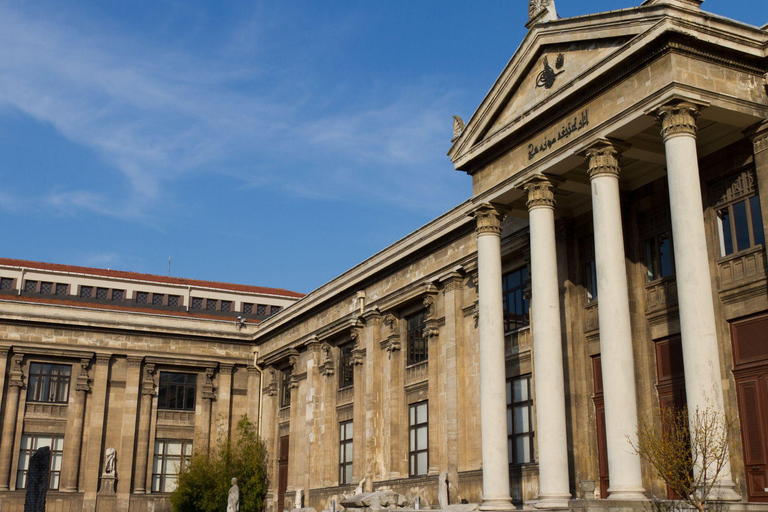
<box><xmin>0</xmin><ymin>0</ymin><xmax>765</xmax><ymax>293</ymax></box>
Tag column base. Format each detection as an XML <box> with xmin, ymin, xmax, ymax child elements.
<box><xmin>532</xmin><ymin>493</ymin><xmax>571</xmax><ymax>510</ymax></box>
<box><xmin>607</xmin><ymin>487</ymin><xmax>647</xmax><ymax>501</ymax></box>
<box><xmin>706</xmin><ymin>481</ymin><xmax>742</xmax><ymax>502</ymax></box>
<box><xmin>479</xmin><ymin>496</ymin><xmax>516</xmax><ymax>512</ymax></box>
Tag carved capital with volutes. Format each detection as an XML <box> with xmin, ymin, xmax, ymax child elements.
<box><xmin>472</xmin><ymin>204</ymin><xmax>505</xmax><ymax>236</ymax></box>
<box><xmin>523</xmin><ymin>176</ymin><xmax>556</xmax><ymax>209</ymax></box>
<box><xmin>656</xmin><ymin>102</ymin><xmax>699</xmax><ymax>142</ymax></box>
<box><xmin>585</xmin><ymin>140</ymin><xmax>627</xmax><ymax>179</ymax></box>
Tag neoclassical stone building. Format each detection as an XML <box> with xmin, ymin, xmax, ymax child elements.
<box><xmin>252</xmin><ymin>1</ymin><xmax>768</xmax><ymax>512</ymax></box>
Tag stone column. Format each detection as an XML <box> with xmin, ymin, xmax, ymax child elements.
<box><xmin>63</xmin><ymin>358</ymin><xmax>92</xmax><ymax>492</ymax></box>
<box><xmin>0</xmin><ymin>353</ymin><xmax>24</xmax><ymax>491</ymax></box>
<box><xmin>133</xmin><ymin>363</ymin><xmax>155</xmax><ymax>494</ymax></box>
<box><xmin>523</xmin><ymin>178</ymin><xmax>571</xmax><ymax>509</ymax></box>
<box><xmin>83</xmin><ymin>354</ymin><xmax>111</xmax><ymax>512</ymax></box>
<box><xmin>472</xmin><ymin>204</ymin><xmax>514</xmax><ymax>512</ymax></box>
<box><xmin>656</xmin><ymin>101</ymin><xmax>740</xmax><ymax>500</ymax></box>
<box><xmin>584</xmin><ymin>141</ymin><xmax>646</xmax><ymax>500</ymax></box>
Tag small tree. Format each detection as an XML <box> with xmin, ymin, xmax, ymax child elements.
<box><xmin>631</xmin><ymin>406</ymin><xmax>735</xmax><ymax>512</ymax></box>
<box><xmin>171</xmin><ymin>416</ymin><xmax>269</xmax><ymax>512</ymax></box>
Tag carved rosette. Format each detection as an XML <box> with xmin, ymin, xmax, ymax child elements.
<box><xmin>141</xmin><ymin>364</ymin><xmax>156</xmax><ymax>396</ymax></box>
<box><xmin>76</xmin><ymin>358</ymin><xmax>92</xmax><ymax>393</ymax></box>
<box><xmin>657</xmin><ymin>102</ymin><xmax>699</xmax><ymax>142</ymax></box>
<box><xmin>202</xmin><ymin>368</ymin><xmax>216</xmax><ymax>400</ymax></box>
<box><xmin>473</xmin><ymin>204</ymin><xmax>505</xmax><ymax>236</ymax></box>
<box><xmin>9</xmin><ymin>353</ymin><xmax>24</xmax><ymax>388</ymax></box>
<box><xmin>585</xmin><ymin>143</ymin><xmax>621</xmax><ymax>179</ymax></box>
<box><xmin>524</xmin><ymin>177</ymin><xmax>556</xmax><ymax>209</ymax></box>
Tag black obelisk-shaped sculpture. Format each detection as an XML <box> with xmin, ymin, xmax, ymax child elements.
<box><xmin>24</xmin><ymin>446</ymin><xmax>50</xmax><ymax>512</ymax></box>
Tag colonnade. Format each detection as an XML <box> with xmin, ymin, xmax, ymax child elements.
<box><xmin>473</xmin><ymin>100</ymin><xmax>741</xmax><ymax>510</ymax></box>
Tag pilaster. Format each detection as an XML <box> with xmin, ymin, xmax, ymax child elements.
<box><xmin>116</xmin><ymin>356</ymin><xmax>143</xmax><ymax>512</ymax></box>
<box><xmin>82</xmin><ymin>354</ymin><xmax>112</xmax><ymax>512</ymax></box>
<box><xmin>62</xmin><ymin>357</ymin><xmax>92</xmax><ymax>492</ymax></box>
<box><xmin>133</xmin><ymin>362</ymin><xmax>155</xmax><ymax>494</ymax></box>
<box><xmin>216</xmin><ymin>364</ymin><xmax>234</xmax><ymax>440</ymax></box>
<box><xmin>745</xmin><ymin>121</ymin><xmax>768</xmax><ymax>247</ymax></box>
<box><xmin>0</xmin><ymin>352</ymin><xmax>24</xmax><ymax>491</ymax></box>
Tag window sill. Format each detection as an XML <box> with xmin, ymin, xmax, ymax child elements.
<box><xmin>504</xmin><ymin>325</ymin><xmax>530</xmax><ymax>336</ymax></box>
<box><xmin>716</xmin><ymin>243</ymin><xmax>764</xmax><ymax>264</ymax></box>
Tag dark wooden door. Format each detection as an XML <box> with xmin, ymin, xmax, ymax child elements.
<box><xmin>277</xmin><ymin>435</ymin><xmax>290</xmax><ymax>511</ymax></box>
<box><xmin>654</xmin><ymin>336</ymin><xmax>687</xmax><ymax>500</ymax></box>
<box><xmin>731</xmin><ymin>313</ymin><xmax>768</xmax><ymax>503</ymax></box>
<box><xmin>592</xmin><ymin>357</ymin><xmax>609</xmax><ymax>499</ymax></box>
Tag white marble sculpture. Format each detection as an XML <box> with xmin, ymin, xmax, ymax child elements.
<box><xmin>104</xmin><ymin>447</ymin><xmax>116</xmax><ymax>475</ymax></box>
<box><xmin>354</xmin><ymin>477</ymin><xmax>365</xmax><ymax>495</ymax></box>
<box><xmin>228</xmin><ymin>478</ymin><xmax>240</xmax><ymax>512</ymax></box>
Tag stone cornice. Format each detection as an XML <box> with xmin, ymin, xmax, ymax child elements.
<box><xmin>472</xmin><ymin>204</ymin><xmax>506</xmax><ymax>236</ymax></box>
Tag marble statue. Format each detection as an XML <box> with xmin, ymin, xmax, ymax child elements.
<box><xmin>354</xmin><ymin>477</ymin><xmax>365</xmax><ymax>495</ymax></box>
<box><xmin>295</xmin><ymin>488</ymin><xmax>303</xmax><ymax>509</ymax></box>
<box><xmin>104</xmin><ymin>447</ymin><xmax>116</xmax><ymax>475</ymax></box>
<box><xmin>438</xmin><ymin>472</ymin><xmax>449</xmax><ymax>509</ymax></box>
<box><xmin>228</xmin><ymin>478</ymin><xmax>240</xmax><ymax>512</ymax></box>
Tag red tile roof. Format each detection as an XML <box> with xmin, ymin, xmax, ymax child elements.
<box><xmin>0</xmin><ymin>258</ymin><xmax>304</xmax><ymax>298</ymax></box>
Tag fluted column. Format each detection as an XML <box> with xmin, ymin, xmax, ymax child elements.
<box><xmin>0</xmin><ymin>353</ymin><xmax>24</xmax><ymax>491</ymax></box>
<box><xmin>585</xmin><ymin>141</ymin><xmax>646</xmax><ymax>500</ymax></box>
<box><xmin>133</xmin><ymin>363</ymin><xmax>155</xmax><ymax>494</ymax></box>
<box><xmin>523</xmin><ymin>178</ymin><xmax>571</xmax><ymax>509</ymax></box>
<box><xmin>63</xmin><ymin>358</ymin><xmax>92</xmax><ymax>491</ymax></box>
<box><xmin>656</xmin><ymin>101</ymin><xmax>740</xmax><ymax>500</ymax></box>
<box><xmin>472</xmin><ymin>204</ymin><xmax>514</xmax><ymax>512</ymax></box>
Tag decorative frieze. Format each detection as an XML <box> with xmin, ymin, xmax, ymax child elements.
<box><xmin>472</xmin><ymin>204</ymin><xmax>505</xmax><ymax>235</ymax></box>
<box><xmin>95</xmin><ymin>354</ymin><xmax>111</xmax><ymax>366</ymax></box>
<box><xmin>523</xmin><ymin>176</ymin><xmax>556</xmax><ymax>209</ymax></box>
<box><xmin>709</xmin><ymin>168</ymin><xmax>756</xmax><ymax>207</ymax></box>
<box><xmin>126</xmin><ymin>356</ymin><xmax>143</xmax><ymax>368</ymax></box>
<box><xmin>656</xmin><ymin>102</ymin><xmax>699</xmax><ymax>141</ymax></box>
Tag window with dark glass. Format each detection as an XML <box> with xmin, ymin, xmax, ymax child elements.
<box><xmin>16</xmin><ymin>435</ymin><xmax>63</xmax><ymax>490</ymax></box>
<box><xmin>27</xmin><ymin>363</ymin><xmax>71</xmax><ymax>403</ymax></box>
<box><xmin>581</xmin><ymin>237</ymin><xmax>597</xmax><ymax>303</ymax></box>
<box><xmin>80</xmin><ymin>286</ymin><xmax>93</xmax><ymax>299</ymax></box>
<box><xmin>406</xmin><ymin>310</ymin><xmax>428</xmax><ymax>365</ymax></box>
<box><xmin>24</xmin><ymin>281</ymin><xmax>38</xmax><ymax>293</ymax></box>
<box><xmin>280</xmin><ymin>369</ymin><xmax>292</xmax><ymax>408</ymax></box>
<box><xmin>645</xmin><ymin>233</ymin><xmax>675</xmax><ymax>281</ymax></box>
<box><xmin>153</xmin><ymin>294</ymin><xmax>164</xmax><ymax>306</ymax></box>
<box><xmin>242</xmin><ymin>303</ymin><xmax>254</xmax><ymax>315</ymax></box>
<box><xmin>96</xmin><ymin>287</ymin><xmax>109</xmax><ymax>300</ymax></box>
<box><xmin>507</xmin><ymin>376</ymin><xmax>534</xmax><ymax>464</ymax></box>
<box><xmin>111</xmin><ymin>289</ymin><xmax>124</xmax><ymax>301</ymax></box>
<box><xmin>151</xmin><ymin>440</ymin><xmax>192</xmax><ymax>493</ymax></box>
<box><xmin>339</xmin><ymin>421</ymin><xmax>353</xmax><ymax>485</ymax></box>
<box><xmin>168</xmin><ymin>295</ymin><xmax>180</xmax><ymax>307</ymax></box>
<box><xmin>55</xmin><ymin>283</ymin><xmax>68</xmax><ymax>296</ymax></box>
<box><xmin>338</xmin><ymin>344</ymin><xmax>354</xmax><ymax>389</ymax></box>
<box><xmin>409</xmin><ymin>402</ymin><xmax>429</xmax><ymax>476</ymax></box>
<box><xmin>220</xmin><ymin>300</ymin><xmax>232</xmax><ymax>312</ymax></box>
<box><xmin>158</xmin><ymin>372</ymin><xmax>196</xmax><ymax>411</ymax></box>
<box><xmin>191</xmin><ymin>297</ymin><xmax>203</xmax><ymax>310</ymax></box>
<box><xmin>40</xmin><ymin>282</ymin><xmax>53</xmax><ymax>294</ymax></box>
<box><xmin>502</xmin><ymin>267</ymin><xmax>529</xmax><ymax>331</ymax></box>
<box><xmin>712</xmin><ymin>169</ymin><xmax>765</xmax><ymax>256</ymax></box>
<box><xmin>257</xmin><ymin>304</ymin><xmax>267</xmax><ymax>316</ymax></box>
<box><xmin>206</xmin><ymin>299</ymin><xmax>218</xmax><ymax>311</ymax></box>
<box><xmin>136</xmin><ymin>292</ymin><xmax>149</xmax><ymax>304</ymax></box>
<box><xmin>0</xmin><ymin>278</ymin><xmax>13</xmax><ymax>290</ymax></box>
<box><xmin>271</xmin><ymin>306</ymin><xmax>282</xmax><ymax>315</ymax></box>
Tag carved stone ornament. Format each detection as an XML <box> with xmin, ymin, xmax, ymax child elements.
<box><xmin>141</xmin><ymin>363</ymin><xmax>156</xmax><ymax>396</ymax></box>
<box><xmin>9</xmin><ymin>353</ymin><xmax>24</xmax><ymax>388</ymax></box>
<box><xmin>472</xmin><ymin>204</ymin><xmax>505</xmax><ymax>236</ymax></box>
<box><xmin>380</xmin><ymin>314</ymin><xmax>401</xmax><ymax>357</ymax></box>
<box><xmin>585</xmin><ymin>141</ymin><xmax>622</xmax><ymax>179</ymax></box>
<box><xmin>76</xmin><ymin>358</ymin><xmax>91</xmax><ymax>393</ymax></box>
<box><xmin>351</xmin><ymin>346</ymin><xmax>366</xmax><ymax>366</ymax></box>
<box><xmin>288</xmin><ymin>355</ymin><xmax>300</xmax><ymax>389</ymax></box>
<box><xmin>529</xmin><ymin>0</ymin><xmax>557</xmax><ymax>22</ymax></box>
<box><xmin>319</xmin><ymin>342</ymin><xmax>335</xmax><ymax>377</ymax></box>
<box><xmin>656</xmin><ymin>102</ymin><xmax>699</xmax><ymax>142</ymax></box>
<box><xmin>524</xmin><ymin>176</ymin><xmax>556</xmax><ymax>209</ymax></box>
<box><xmin>265</xmin><ymin>368</ymin><xmax>278</xmax><ymax>397</ymax></box>
<box><xmin>422</xmin><ymin>321</ymin><xmax>439</xmax><ymax>339</ymax></box>
<box><xmin>535</xmin><ymin>54</ymin><xmax>565</xmax><ymax>90</ymax></box>
<box><xmin>202</xmin><ymin>367</ymin><xmax>216</xmax><ymax>400</ymax></box>
<box><xmin>452</xmin><ymin>116</ymin><xmax>465</xmax><ymax>141</ymax></box>
<box><xmin>423</xmin><ymin>295</ymin><xmax>436</xmax><ymax>320</ymax></box>
<box><xmin>383</xmin><ymin>313</ymin><xmax>399</xmax><ymax>336</ymax></box>
<box><xmin>751</xmin><ymin>125</ymin><xmax>768</xmax><ymax>155</ymax></box>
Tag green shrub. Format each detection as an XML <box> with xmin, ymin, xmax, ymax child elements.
<box><xmin>171</xmin><ymin>416</ymin><xmax>269</xmax><ymax>512</ymax></box>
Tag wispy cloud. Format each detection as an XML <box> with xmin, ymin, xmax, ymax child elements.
<box><xmin>0</xmin><ymin>1</ymin><xmax>467</xmax><ymax>221</ymax></box>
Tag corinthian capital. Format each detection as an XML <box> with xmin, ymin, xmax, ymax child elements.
<box><xmin>656</xmin><ymin>102</ymin><xmax>699</xmax><ymax>141</ymax></box>
<box><xmin>523</xmin><ymin>176</ymin><xmax>556</xmax><ymax>210</ymax></box>
<box><xmin>472</xmin><ymin>204</ymin><xmax>505</xmax><ymax>236</ymax></box>
<box><xmin>584</xmin><ymin>139</ymin><xmax>628</xmax><ymax>179</ymax></box>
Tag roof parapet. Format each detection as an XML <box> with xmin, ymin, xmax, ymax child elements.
<box><xmin>641</xmin><ymin>0</ymin><xmax>702</xmax><ymax>10</ymax></box>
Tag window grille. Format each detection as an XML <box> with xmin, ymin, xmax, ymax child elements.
<box><xmin>0</xmin><ymin>278</ymin><xmax>13</xmax><ymax>290</ymax></box>
<box><xmin>242</xmin><ymin>303</ymin><xmax>254</xmax><ymax>315</ymax></box>
<box><xmin>96</xmin><ymin>288</ymin><xmax>109</xmax><ymax>300</ymax></box>
<box><xmin>191</xmin><ymin>297</ymin><xmax>203</xmax><ymax>310</ymax></box>
<box><xmin>338</xmin><ymin>344</ymin><xmax>354</xmax><ymax>389</ymax></box>
<box><xmin>257</xmin><ymin>304</ymin><xmax>268</xmax><ymax>316</ymax></box>
<box><xmin>168</xmin><ymin>295</ymin><xmax>180</xmax><ymax>307</ymax></box>
<box><xmin>24</xmin><ymin>281</ymin><xmax>38</xmax><ymax>293</ymax></box>
<box><xmin>80</xmin><ymin>286</ymin><xmax>93</xmax><ymax>298</ymax></box>
<box><xmin>153</xmin><ymin>294</ymin><xmax>164</xmax><ymax>306</ymax></box>
<box><xmin>111</xmin><ymin>289</ymin><xmax>124</xmax><ymax>301</ymax></box>
<box><xmin>406</xmin><ymin>311</ymin><xmax>428</xmax><ymax>365</ymax></box>
<box><xmin>40</xmin><ymin>282</ymin><xmax>53</xmax><ymax>294</ymax></box>
<box><xmin>220</xmin><ymin>300</ymin><xmax>232</xmax><ymax>312</ymax></box>
<box><xmin>136</xmin><ymin>292</ymin><xmax>149</xmax><ymax>304</ymax></box>
<box><xmin>55</xmin><ymin>283</ymin><xmax>68</xmax><ymax>296</ymax></box>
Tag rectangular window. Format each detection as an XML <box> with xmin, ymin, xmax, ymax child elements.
<box><xmin>271</xmin><ymin>306</ymin><xmax>282</xmax><ymax>315</ymax></box>
<box><xmin>220</xmin><ymin>300</ymin><xmax>232</xmax><ymax>312</ymax></box>
<box><xmin>409</xmin><ymin>402</ymin><xmax>429</xmax><ymax>476</ymax></box>
<box><xmin>168</xmin><ymin>295</ymin><xmax>180</xmax><ymax>307</ymax></box>
<box><xmin>242</xmin><ymin>303</ymin><xmax>254</xmax><ymax>315</ymax></box>
<box><xmin>158</xmin><ymin>372</ymin><xmax>196</xmax><ymax>411</ymax></box>
<box><xmin>406</xmin><ymin>310</ymin><xmax>428</xmax><ymax>365</ymax></box>
<box><xmin>26</xmin><ymin>363</ymin><xmax>71</xmax><ymax>403</ymax></box>
<box><xmin>584</xmin><ymin>260</ymin><xmax>598</xmax><ymax>303</ymax></box>
<box><xmin>136</xmin><ymin>292</ymin><xmax>149</xmax><ymax>304</ymax></box>
<box><xmin>256</xmin><ymin>304</ymin><xmax>268</xmax><ymax>316</ymax></box>
<box><xmin>55</xmin><ymin>283</ymin><xmax>68</xmax><ymax>296</ymax></box>
<box><xmin>40</xmin><ymin>282</ymin><xmax>53</xmax><ymax>294</ymax></box>
<box><xmin>280</xmin><ymin>369</ymin><xmax>292</xmax><ymax>408</ymax></box>
<box><xmin>153</xmin><ymin>294</ymin><xmax>164</xmax><ymax>306</ymax></box>
<box><xmin>111</xmin><ymin>289</ymin><xmax>124</xmax><ymax>301</ymax></box>
<box><xmin>0</xmin><ymin>278</ymin><xmax>13</xmax><ymax>290</ymax></box>
<box><xmin>96</xmin><ymin>287</ymin><xmax>109</xmax><ymax>300</ymax></box>
<box><xmin>718</xmin><ymin>197</ymin><xmax>765</xmax><ymax>256</ymax></box>
<box><xmin>644</xmin><ymin>232</ymin><xmax>675</xmax><ymax>281</ymax></box>
<box><xmin>502</xmin><ymin>267</ymin><xmax>530</xmax><ymax>332</ymax></box>
<box><xmin>339</xmin><ymin>421</ymin><xmax>353</xmax><ymax>485</ymax></box>
<box><xmin>191</xmin><ymin>297</ymin><xmax>203</xmax><ymax>310</ymax></box>
<box><xmin>151</xmin><ymin>440</ymin><xmax>192</xmax><ymax>493</ymax></box>
<box><xmin>507</xmin><ymin>376</ymin><xmax>535</xmax><ymax>464</ymax></box>
<box><xmin>80</xmin><ymin>286</ymin><xmax>93</xmax><ymax>299</ymax></box>
<box><xmin>206</xmin><ymin>299</ymin><xmax>218</xmax><ymax>311</ymax></box>
<box><xmin>16</xmin><ymin>435</ymin><xmax>64</xmax><ymax>490</ymax></box>
<box><xmin>24</xmin><ymin>281</ymin><xmax>38</xmax><ymax>293</ymax></box>
<box><xmin>338</xmin><ymin>344</ymin><xmax>354</xmax><ymax>389</ymax></box>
